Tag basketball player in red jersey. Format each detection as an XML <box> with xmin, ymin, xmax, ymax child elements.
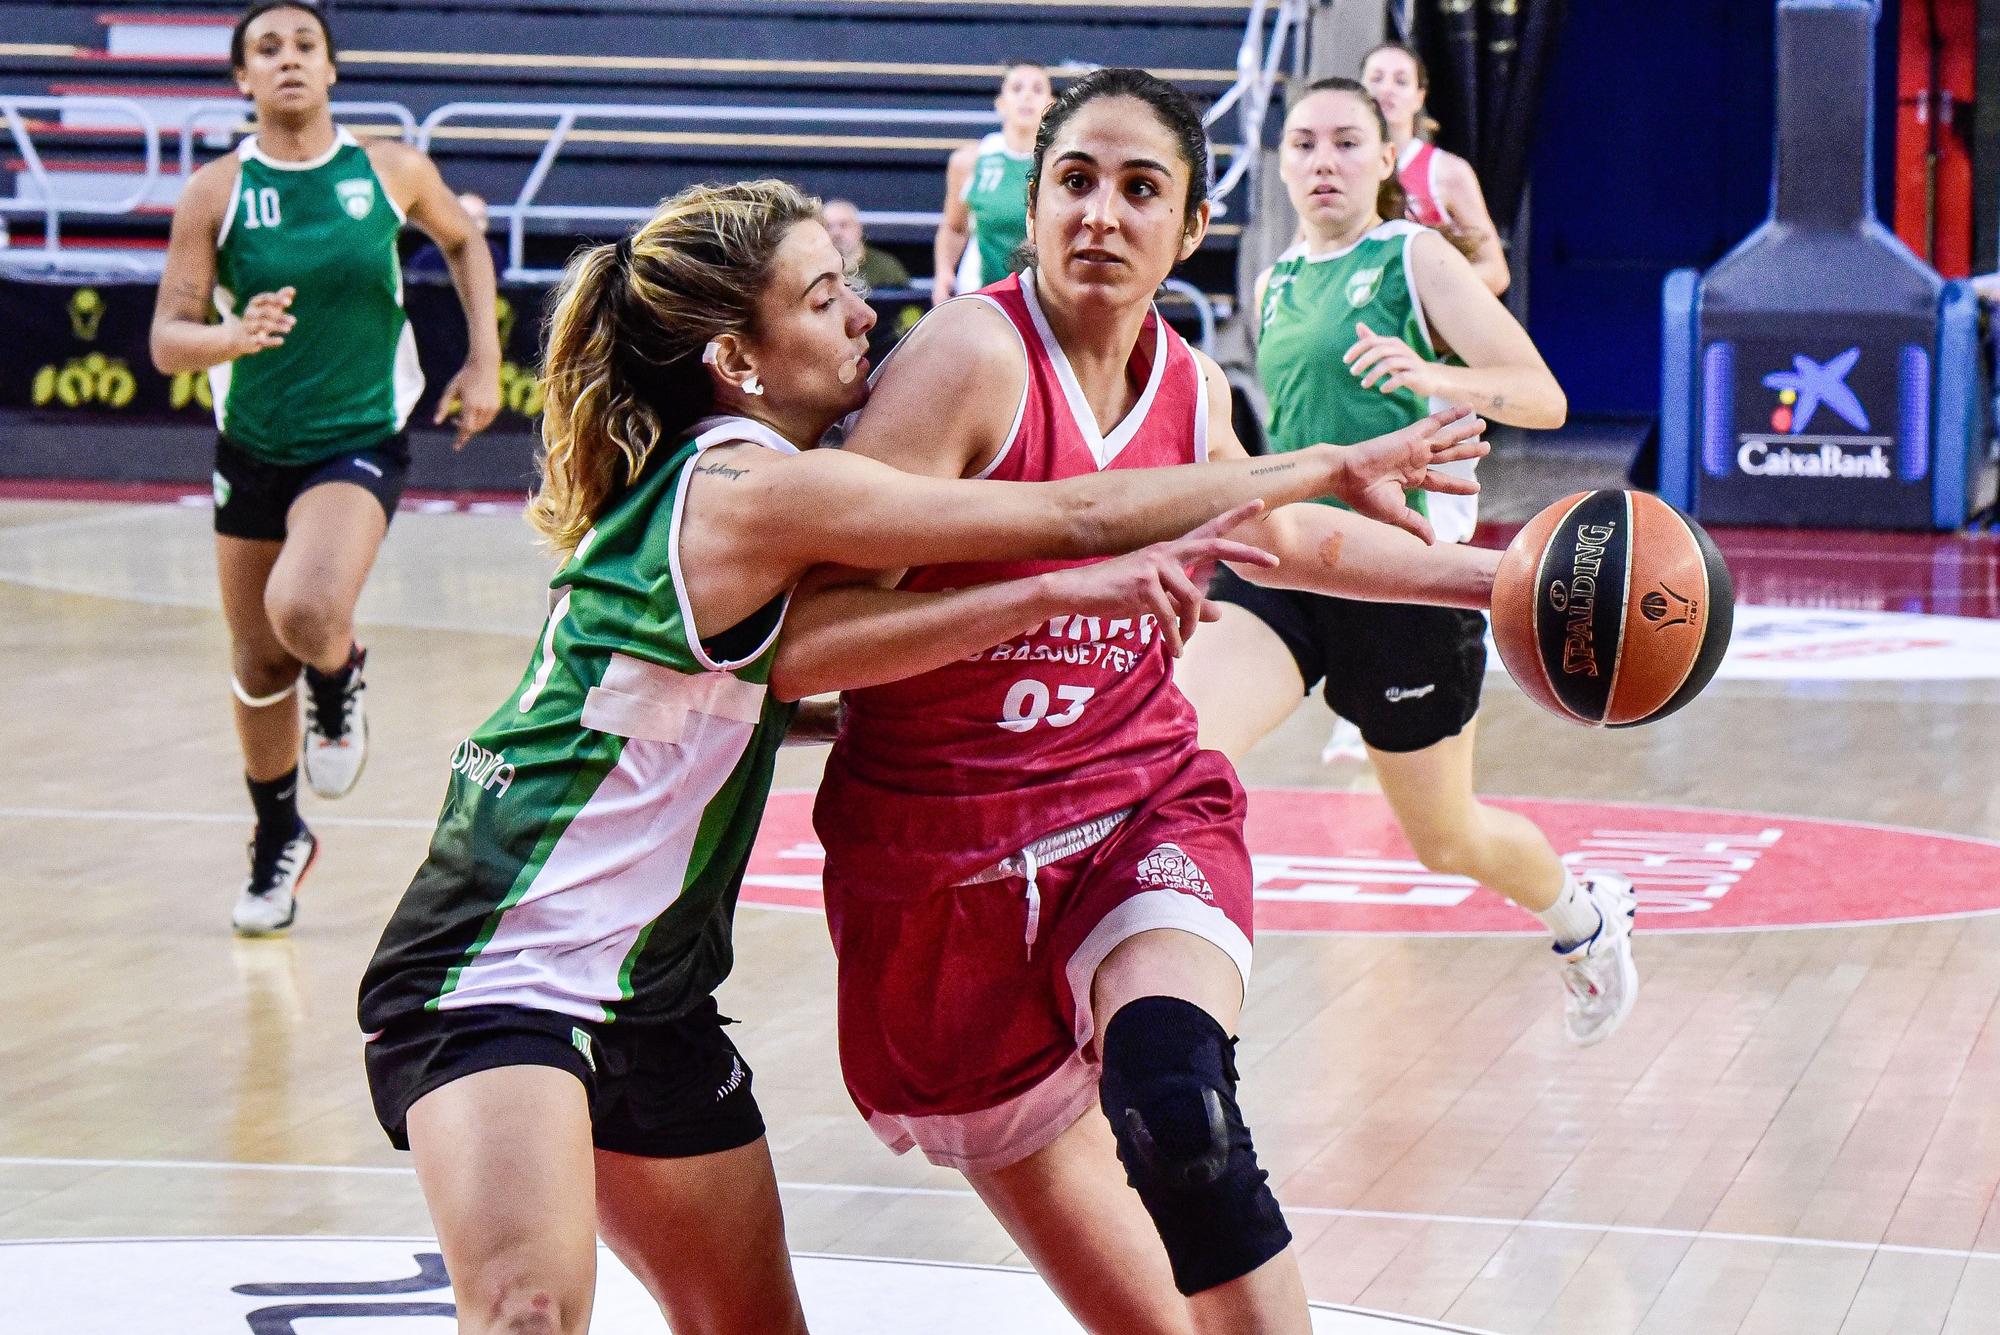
<box><xmin>775</xmin><ymin>70</ymin><xmax>1506</xmax><ymax>1334</ymax></box>
<box><xmin>1362</xmin><ymin>42</ymin><xmax>1510</xmax><ymax>295</ymax></box>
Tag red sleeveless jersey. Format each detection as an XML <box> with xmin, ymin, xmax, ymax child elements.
<box><xmin>1398</xmin><ymin>140</ymin><xmax>1449</xmax><ymax>229</ymax></box>
<box><xmin>815</xmin><ymin>270</ymin><xmax>1212</xmax><ymax>897</ymax></box>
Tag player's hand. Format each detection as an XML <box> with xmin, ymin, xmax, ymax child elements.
<box><xmin>1040</xmin><ymin>502</ymin><xmax>1276</xmax><ymax>657</ymax></box>
<box><xmin>1344</xmin><ymin>321</ymin><xmax>1445</xmax><ymax>398</ymax></box>
<box><xmin>929</xmin><ymin>275</ymin><xmax>954</xmax><ymax>307</ymax></box>
<box><xmin>1325</xmin><ymin>406</ymin><xmax>1487</xmax><ymax>544</ymax></box>
<box><xmin>226</xmin><ymin>286</ymin><xmax>295</xmax><ymax>358</ymax></box>
<box><xmin>435</xmin><ymin>358</ymin><xmax>501</xmax><ymax>449</ymax></box>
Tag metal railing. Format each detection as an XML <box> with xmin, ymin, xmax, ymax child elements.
<box><xmin>1203</xmin><ymin>0</ymin><xmax>1307</xmax><ymax>216</ymax></box>
<box><xmin>176</xmin><ymin>100</ymin><xmax>419</xmax><ymax>177</ymax></box>
<box><xmin>417</xmin><ymin>101</ymin><xmax>1000</xmax><ymax>282</ymax></box>
<box><xmin>1</xmin><ymin>84</ymin><xmax>1250</xmax><ymax>320</ymax></box>
<box><xmin>0</xmin><ymin>96</ymin><xmax>162</xmax><ymax>259</ymax></box>
<box><xmin>1160</xmin><ymin>279</ymin><xmax>1219</xmax><ymax>356</ymax></box>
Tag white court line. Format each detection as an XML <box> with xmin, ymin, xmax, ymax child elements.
<box><xmin>6</xmin><ymin>1155</ymin><xmax>1998</xmax><ymax>1265</ymax></box>
<box><xmin>0</xmin><ymin>805</ymin><xmax>433</xmax><ymax>830</ymax></box>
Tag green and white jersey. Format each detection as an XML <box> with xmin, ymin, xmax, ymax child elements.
<box><xmin>210</xmin><ymin>127</ymin><xmax>422</xmax><ymax>465</ymax></box>
<box><xmin>358</xmin><ymin>417</ymin><xmax>797</xmax><ymax>1031</ymax></box>
<box><xmin>1256</xmin><ymin>218</ymin><xmax>1477</xmax><ymax>542</ymax></box>
<box><xmin>958</xmin><ymin>131</ymin><xmax>1033</xmax><ymax>292</ymax></box>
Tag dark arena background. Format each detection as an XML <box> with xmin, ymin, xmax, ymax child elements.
<box><xmin>6</xmin><ymin>2</ymin><xmax>2000</xmax><ymax>1333</ymax></box>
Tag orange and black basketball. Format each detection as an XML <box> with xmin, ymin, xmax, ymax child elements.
<box><xmin>1492</xmin><ymin>490</ymin><xmax>1733</xmax><ymax>728</ymax></box>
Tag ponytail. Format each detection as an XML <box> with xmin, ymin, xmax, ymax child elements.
<box><xmin>530</xmin><ymin>243</ymin><xmax>668</xmax><ymax>553</ymax></box>
<box><xmin>527</xmin><ymin>179</ymin><xmax>821</xmax><ymax>554</ymax></box>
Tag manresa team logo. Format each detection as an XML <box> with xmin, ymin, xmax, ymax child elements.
<box><xmin>1739</xmin><ymin>345</ymin><xmax>1892</xmax><ymax>478</ymax></box>
<box><xmin>737</xmin><ymin>791</ymin><xmax>2000</xmax><ymax>935</ymax></box>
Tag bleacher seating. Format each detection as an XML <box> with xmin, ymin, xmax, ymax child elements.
<box><xmin>0</xmin><ymin>0</ymin><xmax>1262</xmax><ymax>290</ymax></box>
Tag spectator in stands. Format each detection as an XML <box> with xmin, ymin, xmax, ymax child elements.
<box><xmin>406</xmin><ymin>191</ymin><xmax>505</xmax><ymax>279</ymax></box>
<box><xmin>932</xmin><ymin>60</ymin><xmax>1053</xmax><ymax>304</ymax></box>
<box><xmin>824</xmin><ymin>198</ymin><xmax>911</xmax><ymax>290</ymax></box>
<box><xmin>1362</xmin><ymin>42</ymin><xmax>1510</xmax><ymax>295</ymax></box>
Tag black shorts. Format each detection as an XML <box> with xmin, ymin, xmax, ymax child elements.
<box><xmin>363</xmin><ymin>997</ymin><xmax>766</xmax><ymax>1159</ymax></box>
<box><xmin>1209</xmin><ymin>564</ymin><xmax>1488</xmax><ymax>754</ymax></box>
<box><xmin>212</xmin><ymin>432</ymin><xmax>410</xmax><ymax>542</ymax></box>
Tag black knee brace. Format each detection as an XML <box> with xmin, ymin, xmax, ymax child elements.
<box><xmin>1099</xmin><ymin>995</ymin><xmax>1292</xmax><ymax>1296</ymax></box>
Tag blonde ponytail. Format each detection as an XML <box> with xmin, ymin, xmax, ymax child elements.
<box><xmin>529</xmin><ymin>243</ymin><xmax>661</xmax><ymax>553</ymax></box>
<box><xmin>527</xmin><ymin>179</ymin><xmax>823</xmax><ymax>554</ymax></box>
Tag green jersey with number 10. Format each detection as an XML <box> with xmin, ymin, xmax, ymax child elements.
<box><xmin>210</xmin><ymin>128</ymin><xmax>422</xmax><ymax>465</ymax></box>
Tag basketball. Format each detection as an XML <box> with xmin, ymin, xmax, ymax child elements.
<box><xmin>1492</xmin><ymin>490</ymin><xmax>1734</xmax><ymax>728</ymax></box>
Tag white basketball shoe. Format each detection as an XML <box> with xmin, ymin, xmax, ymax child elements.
<box><xmin>232</xmin><ymin>825</ymin><xmax>317</xmax><ymax>936</ymax></box>
<box><xmin>1554</xmin><ymin>871</ymin><xmax>1639</xmax><ymax>1046</ymax></box>
<box><xmin>303</xmin><ymin>646</ymin><xmax>368</xmax><ymax>799</ymax></box>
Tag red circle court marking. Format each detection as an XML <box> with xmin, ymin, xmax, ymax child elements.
<box><xmin>741</xmin><ymin>790</ymin><xmax>2000</xmax><ymax>935</ymax></box>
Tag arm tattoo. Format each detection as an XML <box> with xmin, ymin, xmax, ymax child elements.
<box><xmin>1248</xmin><ymin>461</ymin><xmax>1297</xmax><ymax>477</ymax></box>
<box><xmin>694</xmin><ymin>460</ymin><xmax>748</xmax><ymax>481</ymax></box>
<box><xmin>160</xmin><ymin>277</ymin><xmax>210</xmax><ymax>319</ymax></box>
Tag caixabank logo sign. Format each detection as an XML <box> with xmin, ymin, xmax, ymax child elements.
<box><xmin>1736</xmin><ymin>345</ymin><xmax>1897</xmax><ymax>480</ymax></box>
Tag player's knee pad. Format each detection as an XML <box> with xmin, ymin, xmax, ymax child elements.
<box><xmin>1099</xmin><ymin>995</ymin><xmax>1292</xmax><ymax>1296</ymax></box>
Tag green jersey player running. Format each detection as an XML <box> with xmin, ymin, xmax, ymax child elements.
<box><xmin>150</xmin><ymin>0</ymin><xmax>500</xmax><ymax>936</ymax></box>
<box><xmin>931</xmin><ymin>60</ymin><xmax>1051</xmax><ymax>303</ymax></box>
<box><xmin>355</xmin><ymin>177</ymin><xmax>1488</xmax><ymax>1335</ymax></box>
<box><xmin>1175</xmin><ymin>79</ymin><xmax>1642</xmax><ymax>1047</ymax></box>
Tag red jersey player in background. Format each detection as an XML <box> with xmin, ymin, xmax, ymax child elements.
<box><xmin>774</xmin><ymin>70</ymin><xmax>1505</xmax><ymax>1335</ymax></box>
<box><xmin>1361</xmin><ymin>42</ymin><xmax>1510</xmax><ymax>297</ymax></box>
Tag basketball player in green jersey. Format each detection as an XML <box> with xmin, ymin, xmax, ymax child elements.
<box><xmin>931</xmin><ymin>60</ymin><xmax>1051</xmax><ymax>303</ymax></box>
<box><xmin>150</xmin><ymin>1</ymin><xmax>499</xmax><ymax>936</ymax></box>
<box><xmin>358</xmin><ymin>179</ymin><xmax>1488</xmax><ymax>1335</ymax></box>
<box><xmin>1177</xmin><ymin>79</ymin><xmax>1642</xmax><ymax>1046</ymax></box>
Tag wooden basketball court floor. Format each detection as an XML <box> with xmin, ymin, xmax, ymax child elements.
<box><xmin>3</xmin><ymin>468</ymin><xmax>2000</xmax><ymax>1334</ymax></box>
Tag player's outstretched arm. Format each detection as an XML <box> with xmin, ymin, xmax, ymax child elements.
<box><xmin>1241</xmin><ymin>501</ymin><xmax>1499</xmax><ymax>609</ymax></box>
<box><xmin>767</xmin><ymin>506</ymin><xmax>1274</xmax><ymax>702</ymax></box>
<box><xmin>714</xmin><ymin>303</ymin><xmax>1484</xmax><ymax>579</ymax></box>
<box><xmin>1193</xmin><ymin>356</ymin><xmax>1499</xmax><ymax>610</ymax></box>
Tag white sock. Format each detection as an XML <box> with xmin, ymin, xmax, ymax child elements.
<box><xmin>1536</xmin><ymin>870</ymin><xmax>1602</xmax><ymax>950</ymax></box>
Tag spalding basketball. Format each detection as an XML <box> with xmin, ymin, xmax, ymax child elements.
<box><xmin>1491</xmin><ymin>490</ymin><xmax>1733</xmax><ymax>727</ymax></box>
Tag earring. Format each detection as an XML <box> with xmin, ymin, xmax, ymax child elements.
<box><xmin>743</xmin><ymin>374</ymin><xmax>764</xmax><ymax>398</ymax></box>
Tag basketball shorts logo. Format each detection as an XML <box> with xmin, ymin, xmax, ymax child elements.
<box><xmin>1136</xmin><ymin>843</ymin><xmax>1214</xmax><ymax>903</ymax></box>
<box><xmin>569</xmin><ymin>1026</ymin><xmax>596</xmax><ymax>1073</ymax></box>
<box><xmin>212</xmin><ymin>471</ymin><xmax>232</xmax><ymax>509</ymax></box>
<box><xmin>715</xmin><ymin>1054</ymin><xmax>747</xmax><ymax>1102</ymax></box>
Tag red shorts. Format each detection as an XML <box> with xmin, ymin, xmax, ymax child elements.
<box><xmin>823</xmin><ymin>750</ymin><xmax>1254</xmax><ymax>1174</ymax></box>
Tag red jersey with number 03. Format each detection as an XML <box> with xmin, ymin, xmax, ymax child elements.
<box><xmin>1398</xmin><ymin>140</ymin><xmax>1449</xmax><ymax>229</ymax></box>
<box><xmin>814</xmin><ymin>269</ymin><xmax>1213</xmax><ymax>898</ymax></box>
